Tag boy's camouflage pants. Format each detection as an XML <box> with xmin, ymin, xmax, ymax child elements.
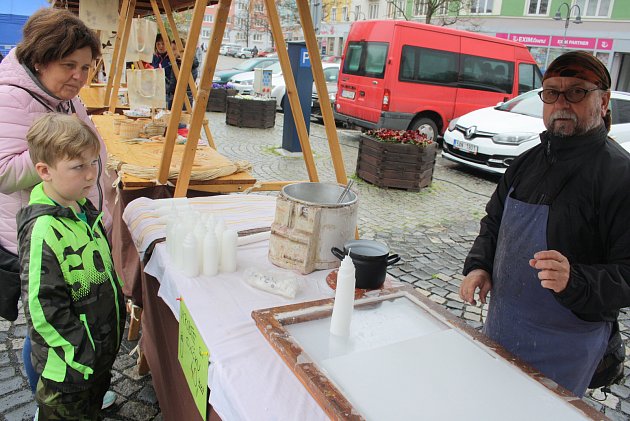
<box><xmin>35</xmin><ymin>373</ymin><xmax>111</xmax><ymax>421</ymax></box>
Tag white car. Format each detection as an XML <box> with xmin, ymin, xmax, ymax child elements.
<box><xmin>442</xmin><ymin>89</ymin><xmax>630</xmax><ymax>174</ymax></box>
<box><xmin>228</xmin><ymin>62</ymin><xmax>341</xmax><ymax>110</ymax></box>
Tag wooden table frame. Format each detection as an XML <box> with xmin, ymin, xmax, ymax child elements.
<box><xmin>252</xmin><ymin>286</ymin><xmax>603</xmax><ymax>420</ymax></box>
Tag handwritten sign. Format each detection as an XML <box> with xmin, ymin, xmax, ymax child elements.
<box><xmin>178</xmin><ymin>299</ymin><xmax>210</xmax><ymax>421</ymax></box>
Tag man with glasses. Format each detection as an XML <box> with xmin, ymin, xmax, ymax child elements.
<box><xmin>459</xmin><ymin>51</ymin><xmax>630</xmax><ymax>397</ymax></box>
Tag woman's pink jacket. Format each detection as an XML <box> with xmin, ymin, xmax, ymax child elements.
<box><xmin>0</xmin><ymin>49</ymin><xmax>115</xmax><ymax>254</ymax></box>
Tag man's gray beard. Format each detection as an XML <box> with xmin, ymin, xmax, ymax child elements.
<box><xmin>548</xmin><ymin>109</ymin><xmax>601</xmax><ymax>137</ymax></box>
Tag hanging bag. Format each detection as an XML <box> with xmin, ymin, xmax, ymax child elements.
<box><xmin>126</xmin><ymin>18</ymin><xmax>158</xmax><ymax>63</ymax></box>
<box><xmin>127</xmin><ymin>69</ymin><xmax>166</xmax><ymax>109</ymax></box>
<box><xmin>79</xmin><ymin>0</ymin><xmax>119</xmax><ymax>32</ymax></box>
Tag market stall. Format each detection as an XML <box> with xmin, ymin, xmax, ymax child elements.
<box><xmin>123</xmin><ymin>195</ymin><xmax>603</xmax><ymax>421</ymax></box>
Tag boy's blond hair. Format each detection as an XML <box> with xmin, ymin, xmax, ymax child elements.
<box><xmin>27</xmin><ymin>114</ymin><xmax>100</xmax><ymax>167</ymax></box>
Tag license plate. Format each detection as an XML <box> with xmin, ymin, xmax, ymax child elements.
<box><xmin>453</xmin><ymin>139</ymin><xmax>478</xmax><ymax>155</ymax></box>
<box><xmin>341</xmin><ymin>89</ymin><xmax>355</xmax><ymax>100</ymax></box>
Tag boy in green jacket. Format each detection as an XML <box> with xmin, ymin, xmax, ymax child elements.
<box><xmin>18</xmin><ymin>114</ymin><xmax>125</xmax><ymax>420</ymax></box>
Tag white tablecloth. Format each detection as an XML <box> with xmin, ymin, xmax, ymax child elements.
<box><xmin>144</xmin><ymin>241</ymin><xmax>334</xmax><ymax>421</ymax></box>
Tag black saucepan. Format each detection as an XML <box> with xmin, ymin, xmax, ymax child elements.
<box><xmin>331</xmin><ymin>240</ymin><xmax>400</xmax><ymax>289</ymax></box>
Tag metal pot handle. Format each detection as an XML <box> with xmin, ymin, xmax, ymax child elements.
<box><xmin>386</xmin><ymin>254</ymin><xmax>401</xmax><ymax>266</ymax></box>
<box><xmin>331</xmin><ymin>247</ymin><xmax>346</xmax><ymax>261</ymax></box>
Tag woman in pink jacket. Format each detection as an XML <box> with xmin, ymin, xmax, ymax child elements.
<box><xmin>0</xmin><ymin>8</ymin><xmax>117</xmax><ymax>412</ymax></box>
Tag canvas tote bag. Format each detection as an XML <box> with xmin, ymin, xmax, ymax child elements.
<box><xmin>79</xmin><ymin>0</ymin><xmax>119</xmax><ymax>32</ymax></box>
<box><xmin>126</xmin><ymin>18</ymin><xmax>158</xmax><ymax>63</ymax></box>
<box><xmin>127</xmin><ymin>68</ymin><xmax>167</xmax><ymax>109</ymax></box>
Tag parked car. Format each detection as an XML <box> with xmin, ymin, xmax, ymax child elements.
<box><xmin>236</xmin><ymin>47</ymin><xmax>256</xmax><ymax>59</ymax></box>
<box><xmin>272</xmin><ymin>62</ymin><xmax>341</xmax><ymax>110</ymax></box>
<box><xmin>442</xmin><ymin>89</ymin><xmax>630</xmax><ymax>174</ymax></box>
<box><xmin>226</xmin><ymin>45</ymin><xmax>242</xmax><ymax>57</ymax></box>
<box><xmin>213</xmin><ymin>57</ymin><xmax>278</xmax><ymax>84</ymax></box>
<box><xmin>219</xmin><ymin>44</ymin><xmax>240</xmax><ymax>55</ymax></box>
<box><xmin>229</xmin><ymin>62</ymin><xmax>283</xmax><ymax>94</ymax></box>
<box><xmin>333</xmin><ymin>20</ymin><xmax>542</xmax><ymax>142</ymax></box>
<box><xmin>321</xmin><ymin>55</ymin><xmax>342</xmax><ymax>64</ymax></box>
<box><xmin>311</xmin><ymin>65</ymin><xmax>341</xmax><ymax>121</ymax></box>
<box><xmin>258</xmin><ymin>47</ymin><xmax>276</xmax><ymax>57</ymax></box>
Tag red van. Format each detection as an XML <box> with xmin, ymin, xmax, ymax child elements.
<box><xmin>334</xmin><ymin>20</ymin><xmax>542</xmax><ymax>141</ymax></box>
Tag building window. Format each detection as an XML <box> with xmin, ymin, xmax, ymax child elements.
<box><xmin>342</xmin><ymin>6</ymin><xmax>348</xmax><ymax>21</ymax></box>
<box><xmin>330</xmin><ymin>7</ymin><xmax>337</xmax><ymax>21</ymax></box>
<box><xmin>202</xmin><ymin>29</ymin><xmax>211</xmax><ymax>38</ymax></box>
<box><xmin>526</xmin><ymin>0</ymin><xmax>549</xmax><ymax>15</ymax></box>
<box><xmin>237</xmin><ymin>32</ymin><xmax>246</xmax><ymax>40</ymax></box>
<box><xmin>254</xmin><ymin>3</ymin><xmax>264</xmax><ymax>12</ymax></box>
<box><xmin>253</xmin><ymin>33</ymin><xmax>262</xmax><ymax>41</ymax></box>
<box><xmin>387</xmin><ymin>0</ymin><xmax>405</xmax><ymax>18</ymax></box>
<box><xmin>470</xmin><ymin>0</ymin><xmax>493</xmax><ymax>14</ymax></box>
<box><xmin>368</xmin><ymin>2</ymin><xmax>379</xmax><ymax>19</ymax></box>
<box><xmin>414</xmin><ymin>0</ymin><xmax>428</xmax><ymax>16</ymax></box>
<box><xmin>354</xmin><ymin>5</ymin><xmax>361</xmax><ymax>19</ymax></box>
<box><xmin>575</xmin><ymin>0</ymin><xmax>613</xmax><ymax>17</ymax></box>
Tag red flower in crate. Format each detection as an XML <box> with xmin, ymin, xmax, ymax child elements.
<box><xmin>365</xmin><ymin>129</ymin><xmax>433</xmax><ymax>147</ymax></box>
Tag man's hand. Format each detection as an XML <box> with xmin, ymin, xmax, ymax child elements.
<box><xmin>459</xmin><ymin>269</ymin><xmax>492</xmax><ymax>306</ymax></box>
<box><xmin>529</xmin><ymin>250</ymin><xmax>570</xmax><ymax>293</ymax></box>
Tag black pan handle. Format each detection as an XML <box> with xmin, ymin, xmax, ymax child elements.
<box><xmin>386</xmin><ymin>254</ymin><xmax>401</xmax><ymax>266</ymax></box>
<box><xmin>331</xmin><ymin>247</ymin><xmax>346</xmax><ymax>261</ymax></box>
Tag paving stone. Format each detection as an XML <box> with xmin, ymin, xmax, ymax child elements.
<box><xmin>611</xmin><ymin>384</ymin><xmax>630</xmax><ymax>399</ymax></box>
<box><xmin>446</xmin><ymin>292</ymin><xmax>463</xmax><ymax>302</ymax></box>
<box><xmin>620</xmin><ymin>399</ymin><xmax>630</xmax><ymax>414</ymax></box>
<box><xmin>137</xmin><ymin>384</ymin><xmax>158</xmax><ymax>405</ymax></box>
<box><xmin>4</xmin><ymin>401</ymin><xmax>37</xmax><ymax>421</ymax></box>
<box><xmin>117</xmin><ymin>401</ymin><xmax>158</xmax><ymax>421</ymax></box>
<box><xmin>445</xmin><ymin>301</ymin><xmax>464</xmax><ymax>310</ymax></box>
<box><xmin>463</xmin><ymin>312</ymin><xmax>482</xmax><ymax>322</ymax></box>
<box><xmin>0</xmin><ymin>366</ymin><xmax>15</xmax><ymax>380</ymax></box>
<box><xmin>0</xmin><ymin>376</ymin><xmax>24</xmax><ymax>396</ymax></box>
<box><xmin>0</xmin><ymin>389</ymin><xmax>32</xmax><ymax>413</ymax></box>
<box><xmin>605</xmin><ymin>407</ymin><xmax>627</xmax><ymax>421</ymax></box>
<box><xmin>431</xmin><ymin>287</ymin><xmax>449</xmax><ymax>297</ymax></box>
<box><xmin>112</xmin><ymin>378</ymin><xmax>143</xmax><ymax>398</ymax></box>
<box><xmin>429</xmin><ymin>295</ymin><xmax>447</xmax><ymax>305</ymax></box>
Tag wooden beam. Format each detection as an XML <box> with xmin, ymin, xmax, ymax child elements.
<box><xmin>296</xmin><ymin>0</ymin><xmax>347</xmax><ymax>185</ymax></box>
<box><xmin>173</xmin><ymin>0</ymin><xmax>231</xmax><ymax>197</ymax></box>
<box><xmin>159</xmin><ymin>0</ymin><xmax>216</xmax><ymax>148</ymax></box>
<box><xmin>108</xmin><ymin>0</ymin><xmax>136</xmax><ymax>114</ymax></box>
<box><xmin>262</xmin><ymin>0</ymin><xmax>319</xmax><ymax>182</ymax></box>
<box><xmin>105</xmin><ymin>0</ymin><xmax>130</xmax><ymax>106</ymax></box>
<box><xmin>157</xmin><ymin>0</ymin><xmax>206</xmax><ymax>187</ymax></box>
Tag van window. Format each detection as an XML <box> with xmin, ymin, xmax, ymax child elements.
<box><xmin>342</xmin><ymin>41</ymin><xmax>389</xmax><ymax>78</ymax></box>
<box><xmin>518</xmin><ymin>63</ymin><xmax>543</xmax><ymax>94</ymax></box>
<box><xmin>460</xmin><ymin>55</ymin><xmax>514</xmax><ymax>94</ymax></box>
<box><xmin>399</xmin><ymin>46</ymin><xmax>458</xmax><ymax>85</ymax></box>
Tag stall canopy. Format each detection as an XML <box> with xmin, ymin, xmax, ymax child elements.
<box><xmin>49</xmin><ymin>0</ymin><xmax>216</xmax><ymax>16</ymax></box>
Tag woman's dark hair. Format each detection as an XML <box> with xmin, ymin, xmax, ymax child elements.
<box><xmin>15</xmin><ymin>8</ymin><xmax>101</xmax><ymax>72</ymax></box>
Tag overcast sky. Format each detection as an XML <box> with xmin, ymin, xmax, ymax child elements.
<box><xmin>0</xmin><ymin>0</ymin><xmax>51</xmax><ymax>16</ymax></box>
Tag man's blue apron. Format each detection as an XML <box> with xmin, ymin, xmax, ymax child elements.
<box><xmin>483</xmin><ymin>188</ymin><xmax>610</xmax><ymax>396</ymax></box>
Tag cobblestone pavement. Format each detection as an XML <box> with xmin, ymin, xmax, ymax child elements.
<box><xmin>2</xmin><ymin>112</ymin><xmax>629</xmax><ymax>420</ymax></box>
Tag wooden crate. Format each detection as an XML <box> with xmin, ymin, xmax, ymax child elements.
<box><xmin>356</xmin><ymin>134</ymin><xmax>438</xmax><ymax>192</ymax></box>
<box><xmin>206</xmin><ymin>88</ymin><xmax>238</xmax><ymax>112</ymax></box>
<box><xmin>226</xmin><ymin>97</ymin><xmax>276</xmax><ymax>128</ymax></box>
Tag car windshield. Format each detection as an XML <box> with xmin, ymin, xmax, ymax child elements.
<box><xmin>265</xmin><ymin>62</ymin><xmax>282</xmax><ymax>74</ymax></box>
<box><xmin>495</xmin><ymin>89</ymin><xmax>543</xmax><ymax>118</ymax></box>
<box><xmin>235</xmin><ymin>59</ymin><xmax>261</xmax><ymax>70</ymax></box>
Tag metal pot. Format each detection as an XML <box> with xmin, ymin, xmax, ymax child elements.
<box><xmin>331</xmin><ymin>240</ymin><xmax>400</xmax><ymax>290</ymax></box>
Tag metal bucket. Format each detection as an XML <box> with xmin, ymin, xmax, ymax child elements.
<box><xmin>268</xmin><ymin>182</ymin><xmax>359</xmax><ymax>274</ymax></box>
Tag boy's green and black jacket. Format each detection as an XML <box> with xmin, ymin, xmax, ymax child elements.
<box><xmin>17</xmin><ymin>183</ymin><xmax>125</xmax><ymax>392</ymax></box>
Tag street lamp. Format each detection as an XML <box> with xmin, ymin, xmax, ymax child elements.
<box><xmin>553</xmin><ymin>2</ymin><xmax>582</xmax><ymax>50</ymax></box>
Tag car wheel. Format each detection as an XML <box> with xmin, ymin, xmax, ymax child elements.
<box><xmin>409</xmin><ymin>117</ymin><xmax>438</xmax><ymax>142</ymax></box>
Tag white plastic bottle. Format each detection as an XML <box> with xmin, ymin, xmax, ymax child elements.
<box><xmin>202</xmin><ymin>230</ymin><xmax>220</xmax><ymax>276</ymax></box>
<box><xmin>220</xmin><ymin>229</ymin><xmax>238</xmax><ymax>273</ymax></box>
<box><xmin>181</xmin><ymin>232</ymin><xmax>200</xmax><ymax>277</ymax></box>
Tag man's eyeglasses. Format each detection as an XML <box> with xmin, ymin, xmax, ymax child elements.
<box><xmin>538</xmin><ymin>87</ymin><xmax>603</xmax><ymax>104</ymax></box>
